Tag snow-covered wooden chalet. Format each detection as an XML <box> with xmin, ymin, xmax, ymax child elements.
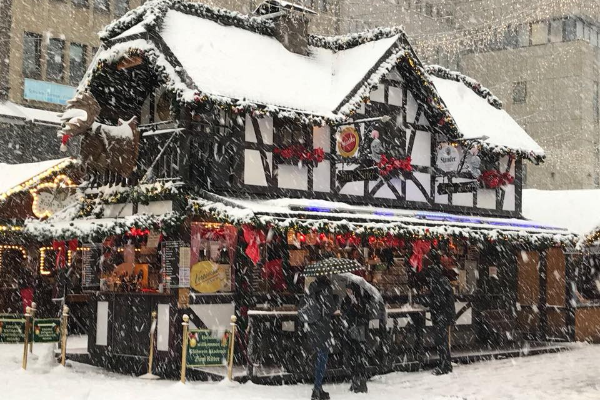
<box><xmin>26</xmin><ymin>0</ymin><xmax>579</xmax><ymax>378</ymax></box>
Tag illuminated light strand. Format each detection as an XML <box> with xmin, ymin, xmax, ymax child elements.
<box><xmin>0</xmin><ymin>245</ymin><xmax>28</xmax><ymax>275</ymax></box>
<box><xmin>30</xmin><ymin>175</ymin><xmax>77</xmax><ymax>219</ymax></box>
<box><xmin>0</xmin><ymin>159</ymin><xmax>75</xmax><ymax>202</ymax></box>
<box><xmin>40</xmin><ymin>246</ymin><xmax>91</xmax><ymax>275</ymax></box>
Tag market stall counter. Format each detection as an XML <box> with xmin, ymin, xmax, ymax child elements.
<box><xmin>246</xmin><ymin>304</ymin><xmax>427</xmax><ymax>382</ymax></box>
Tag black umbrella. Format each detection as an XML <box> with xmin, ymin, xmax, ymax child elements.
<box><xmin>303</xmin><ymin>258</ymin><xmax>364</xmax><ymax>277</ymax></box>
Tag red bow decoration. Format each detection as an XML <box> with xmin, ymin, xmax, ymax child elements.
<box><xmin>53</xmin><ymin>239</ymin><xmax>78</xmax><ymax>269</ymax></box>
<box><xmin>409</xmin><ymin>240</ymin><xmax>431</xmax><ymax>273</ymax></box>
<box><xmin>262</xmin><ymin>259</ymin><xmax>287</xmax><ymax>291</ymax></box>
<box><xmin>242</xmin><ymin>225</ymin><xmax>265</xmax><ymax>265</ymax></box>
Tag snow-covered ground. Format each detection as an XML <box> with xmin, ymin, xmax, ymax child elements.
<box><xmin>1</xmin><ymin>337</ymin><xmax>599</xmax><ymax>400</ymax></box>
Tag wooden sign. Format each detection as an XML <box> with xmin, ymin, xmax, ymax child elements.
<box><xmin>190</xmin><ymin>261</ymin><xmax>230</xmax><ymax>293</ymax></box>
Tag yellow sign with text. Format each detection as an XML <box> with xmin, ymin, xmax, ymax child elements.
<box><xmin>190</xmin><ymin>261</ymin><xmax>231</xmax><ymax>293</ymax></box>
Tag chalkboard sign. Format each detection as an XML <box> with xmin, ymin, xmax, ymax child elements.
<box><xmin>82</xmin><ymin>244</ymin><xmax>103</xmax><ymax>289</ymax></box>
<box><xmin>186</xmin><ymin>329</ymin><xmax>230</xmax><ymax>367</ymax></box>
<box><xmin>162</xmin><ymin>241</ymin><xmax>183</xmax><ymax>289</ymax></box>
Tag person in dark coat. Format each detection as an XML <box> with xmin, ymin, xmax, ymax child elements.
<box><xmin>341</xmin><ymin>282</ymin><xmax>370</xmax><ymax>393</ymax></box>
<box><xmin>425</xmin><ymin>250</ymin><xmax>456</xmax><ymax>375</ymax></box>
<box><xmin>299</xmin><ymin>275</ymin><xmax>337</xmax><ymax>400</ymax></box>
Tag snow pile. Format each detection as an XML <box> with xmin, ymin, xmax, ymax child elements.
<box><xmin>0</xmin><ymin>339</ymin><xmax>598</xmax><ymax>399</ymax></box>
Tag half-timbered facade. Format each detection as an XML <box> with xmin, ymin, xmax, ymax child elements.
<box><xmin>23</xmin><ymin>0</ymin><xmax>579</xmax><ymax>378</ymax></box>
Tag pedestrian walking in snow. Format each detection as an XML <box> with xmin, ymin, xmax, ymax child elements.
<box><xmin>341</xmin><ymin>282</ymin><xmax>370</xmax><ymax>393</ymax></box>
<box><xmin>424</xmin><ymin>249</ymin><xmax>455</xmax><ymax>375</ymax></box>
<box><xmin>299</xmin><ymin>275</ymin><xmax>337</xmax><ymax>400</ymax></box>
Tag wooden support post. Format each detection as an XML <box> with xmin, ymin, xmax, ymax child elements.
<box><xmin>29</xmin><ymin>302</ymin><xmax>36</xmax><ymax>353</ymax></box>
<box><xmin>22</xmin><ymin>307</ymin><xmax>31</xmax><ymax>370</ymax></box>
<box><xmin>180</xmin><ymin>314</ymin><xmax>189</xmax><ymax>384</ymax></box>
<box><xmin>148</xmin><ymin>311</ymin><xmax>157</xmax><ymax>375</ymax></box>
<box><xmin>227</xmin><ymin>315</ymin><xmax>237</xmax><ymax>382</ymax></box>
<box><xmin>61</xmin><ymin>305</ymin><xmax>69</xmax><ymax>366</ymax></box>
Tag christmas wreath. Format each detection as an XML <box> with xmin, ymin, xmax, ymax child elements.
<box><xmin>377</xmin><ymin>155</ymin><xmax>412</xmax><ymax>176</ymax></box>
<box><xmin>479</xmin><ymin>170</ymin><xmax>515</xmax><ymax>189</ymax></box>
<box><xmin>273</xmin><ymin>145</ymin><xmax>325</xmax><ymax>164</ymax></box>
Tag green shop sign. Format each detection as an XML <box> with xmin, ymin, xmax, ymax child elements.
<box><xmin>0</xmin><ymin>318</ymin><xmax>26</xmax><ymax>343</ymax></box>
<box><xmin>32</xmin><ymin>319</ymin><xmax>61</xmax><ymax>343</ymax></box>
<box><xmin>187</xmin><ymin>329</ymin><xmax>230</xmax><ymax>367</ymax></box>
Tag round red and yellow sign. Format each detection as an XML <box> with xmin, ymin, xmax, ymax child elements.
<box><xmin>337</xmin><ymin>127</ymin><xmax>360</xmax><ymax>158</ymax></box>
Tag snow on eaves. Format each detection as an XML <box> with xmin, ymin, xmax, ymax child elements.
<box><xmin>429</xmin><ymin>72</ymin><xmax>545</xmax><ymax>161</ymax></box>
<box><xmin>0</xmin><ymin>158</ymin><xmax>76</xmax><ymax>200</ymax></box>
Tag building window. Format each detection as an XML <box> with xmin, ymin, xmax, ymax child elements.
<box><xmin>550</xmin><ymin>20</ymin><xmax>562</xmax><ymax>43</ymax></box>
<box><xmin>69</xmin><ymin>43</ymin><xmax>86</xmax><ymax>85</ymax></box>
<box><xmin>94</xmin><ymin>0</ymin><xmax>109</xmax><ymax>11</ymax></box>
<box><xmin>72</xmin><ymin>0</ymin><xmax>88</xmax><ymax>7</ymax></box>
<box><xmin>47</xmin><ymin>38</ymin><xmax>65</xmax><ymax>82</ymax></box>
<box><xmin>512</xmin><ymin>81</ymin><xmax>527</xmax><ymax>104</ymax></box>
<box><xmin>563</xmin><ymin>18</ymin><xmax>577</xmax><ymax>41</ymax></box>
<box><xmin>114</xmin><ymin>0</ymin><xmax>129</xmax><ymax>17</ymax></box>
<box><xmin>517</xmin><ymin>24</ymin><xmax>529</xmax><ymax>47</ymax></box>
<box><xmin>531</xmin><ymin>21</ymin><xmax>548</xmax><ymax>45</ymax></box>
<box><xmin>594</xmin><ymin>81</ymin><xmax>599</xmax><ymax>123</ymax></box>
<box><xmin>425</xmin><ymin>3</ymin><xmax>433</xmax><ymax>17</ymax></box>
<box><xmin>23</xmin><ymin>32</ymin><xmax>42</xmax><ymax>79</ymax></box>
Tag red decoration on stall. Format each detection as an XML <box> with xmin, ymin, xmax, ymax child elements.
<box><xmin>242</xmin><ymin>225</ymin><xmax>265</xmax><ymax>265</ymax></box>
<box><xmin>52</xmin><ymin>239</ymin><xmax>78</xmax><ymax>269</ymax></box>
<box><xmin>478</xmin><ymin>170</ymin><xmax>514</xmax><ymax>189</ymax></box>
<box><xmin>273</xmin><ymin>145</ymin><xmax>325</xmax><ymax>164</ymax></box>
<box><xmin>377</xmin><ymin>155</ymin><xmax>412</xmax><ymax>176</ymax></box>
<box><xmin>128</xmin><ymin>227</ymin><xmax>150</xmax><ymax>236</ymax></box>
<box><xmin>262</xmin><ymin>259</ymin><xmax>287</xmax><ymax>291</ymax></box>
<box><xmin>409</xmin><ymin>240</ymin><xmax>431</xmax><ymax>273</ymax></box>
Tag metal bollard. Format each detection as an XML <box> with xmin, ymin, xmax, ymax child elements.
<box><xmin>227</xmin><ymin>315</ymin><xmax>237</xmax><ymax>381</ymax></box>
<box><xmin>22</xmin><ymin>307</ymin><xmax>31</xmax><ymax>370</ymax></box>
<box><xmin>180</xmin><ymin>314</ymin><xmax>189</xmax><ymax>384</ymax></box>
<box><xmin>61</xmin><ymin>305</ymin><xmax>69</xmax><ymax>366</ymax></box>
<box><xmin>29</xmin><ymin>302</ymin><xmax>37</xmax><ymax>353</ymax></box>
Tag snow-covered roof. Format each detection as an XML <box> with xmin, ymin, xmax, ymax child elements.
<box><xmin>523</xmin><ymin>189</ymin><xmax>600</xmax><ymax>236</ymax></box>
<box><xmin>0</xmin><ymin>101</ymin><xmax>61</xmax><ymax>125</ymax></box>
<box><xmin>0</xmin><ymin>158</ymin><xmax>75</xmax><ymax>201</ymax></box>
<box><xmin>160</xmin><ymin>10</ymin><xmax>399</xmax><ymax>116</ymax></box>
<box><xmin>88</xmin><ymin>0</ymin><xmax>456</xmax><ymax>129</ymax></box>
<box><xmin>427</xmin><ymin>67</ymin><xmax>544</xmax><ymax>161</ymax></box>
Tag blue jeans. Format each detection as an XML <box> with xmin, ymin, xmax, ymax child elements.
<box><xmin>314</xmin><ymin>349</ymin><xmax>329</xmax><ymax>389</ymax></box>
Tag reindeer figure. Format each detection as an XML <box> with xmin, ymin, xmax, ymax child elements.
<box><xmin>59</xmin><ymin>92</ymin><xmax>141</xmax><ymax>177</ymax></box>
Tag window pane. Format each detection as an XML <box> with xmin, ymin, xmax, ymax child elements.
<box><xmin>594</xmin><ymin>81</ymin><xmax>599</xmax><ymax>123</ymax></box>
<box><xmin>564</xmin><ymin>19</ymin><xmax>576</xmax><ymax>41</ymax></box>
<box><xmin>550</xmin><ymin>20</ymin><xmax>562</xmax><ymax>43</ymax></box>
<box><xmin>517</xmin><ymin>24</ymin><xmax>529</xmax><ymax>47</ymax></box>
<box><xmin>513</xmin><ymin>81</ymin><xmax>527</xmax><ymax>104</ymax></box>
<box><xmin>70</xmin><ymin>43</ymin><xmax>86</xmax><ymax>85</ymax></box>
<box><xmin>114</xmin><ymin>0</ymin><xmax>129</xmax><ymax>17</ymax></box>
<box><xmin>23</xmin><ymin>32</ymin><xmax>41</xmax><ymax>79</ymax></box>
<box><xmin>72</xmin><ymin>0</ymin><xmax>88</xmax><ymax>6</ymax></box>
<box><xmin>592</xmin><ymin>28</ymin><xmax>598</xmax><ymax>46</ymax></box>
<box><xmin>94</xmin><ymin>0</ymin><xmax>109</xmax><ymax>11</ymax></box>
<box><xmin>531</xmin><ymin>22</ymin><xmax>548</xmax><ymax>45</ymax></box>
<box><xmin>577</xmin><ymin>21</ymin><xmax>584</xmax><ymax>39</ymax></box>
<box><xmin>47</xmin><ymin>38</ymin><xmax>64</xmax><ymax>81</ymax></box>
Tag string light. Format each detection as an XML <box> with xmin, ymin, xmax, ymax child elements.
<box><xmin>0</xmin><ymin>159</ymin><xmax>75</xmax><ymax>202</ymax></box>
<box><xmin>0</xmin><ymin>245</ymin><xmax>27</xmax><ymax>274</ymax></box>
<box><xmin>0</xmin><ymin>225</ymin><xmax>23</xmax><ymax>232</ymax></box>
<box><xmin>30</xmin><ymin>175</ymin><xmax>77</xmax><ymax>219</ymax></box>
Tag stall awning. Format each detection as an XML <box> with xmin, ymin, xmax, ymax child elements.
<box><xmin>190</xmin><ymin>193</ymin><xmax>575</xmax><ymax>248</ymax></box>
<box><xmin>24</xmin><ymin>191</ymin><xmax>575</xmax><ymax>247</ymax></box>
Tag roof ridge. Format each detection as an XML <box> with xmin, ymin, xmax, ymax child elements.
<box><xmin>425</xmin><ymin>65</ymin><xmax>503</xmax><ymax>110</ymax></box>
<box><xmin>100</xmin><ymin>0</ymin><xmax>276</xmax><ymax>42</ymax></box>
<box><xmin>309</xmin><ymin>26</ymin><xmax>406</xmax><ymax>51</ymax></box>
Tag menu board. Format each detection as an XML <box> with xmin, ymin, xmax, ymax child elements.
<box><xmin>82</xmin><ymin>244</ymin><xmax>103</xmax><ymax>289</ymax></box>
<box><xmin>162</xmin><ymin>241</ymin><xmax>184</xmax><ymax>289</ymax></box>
